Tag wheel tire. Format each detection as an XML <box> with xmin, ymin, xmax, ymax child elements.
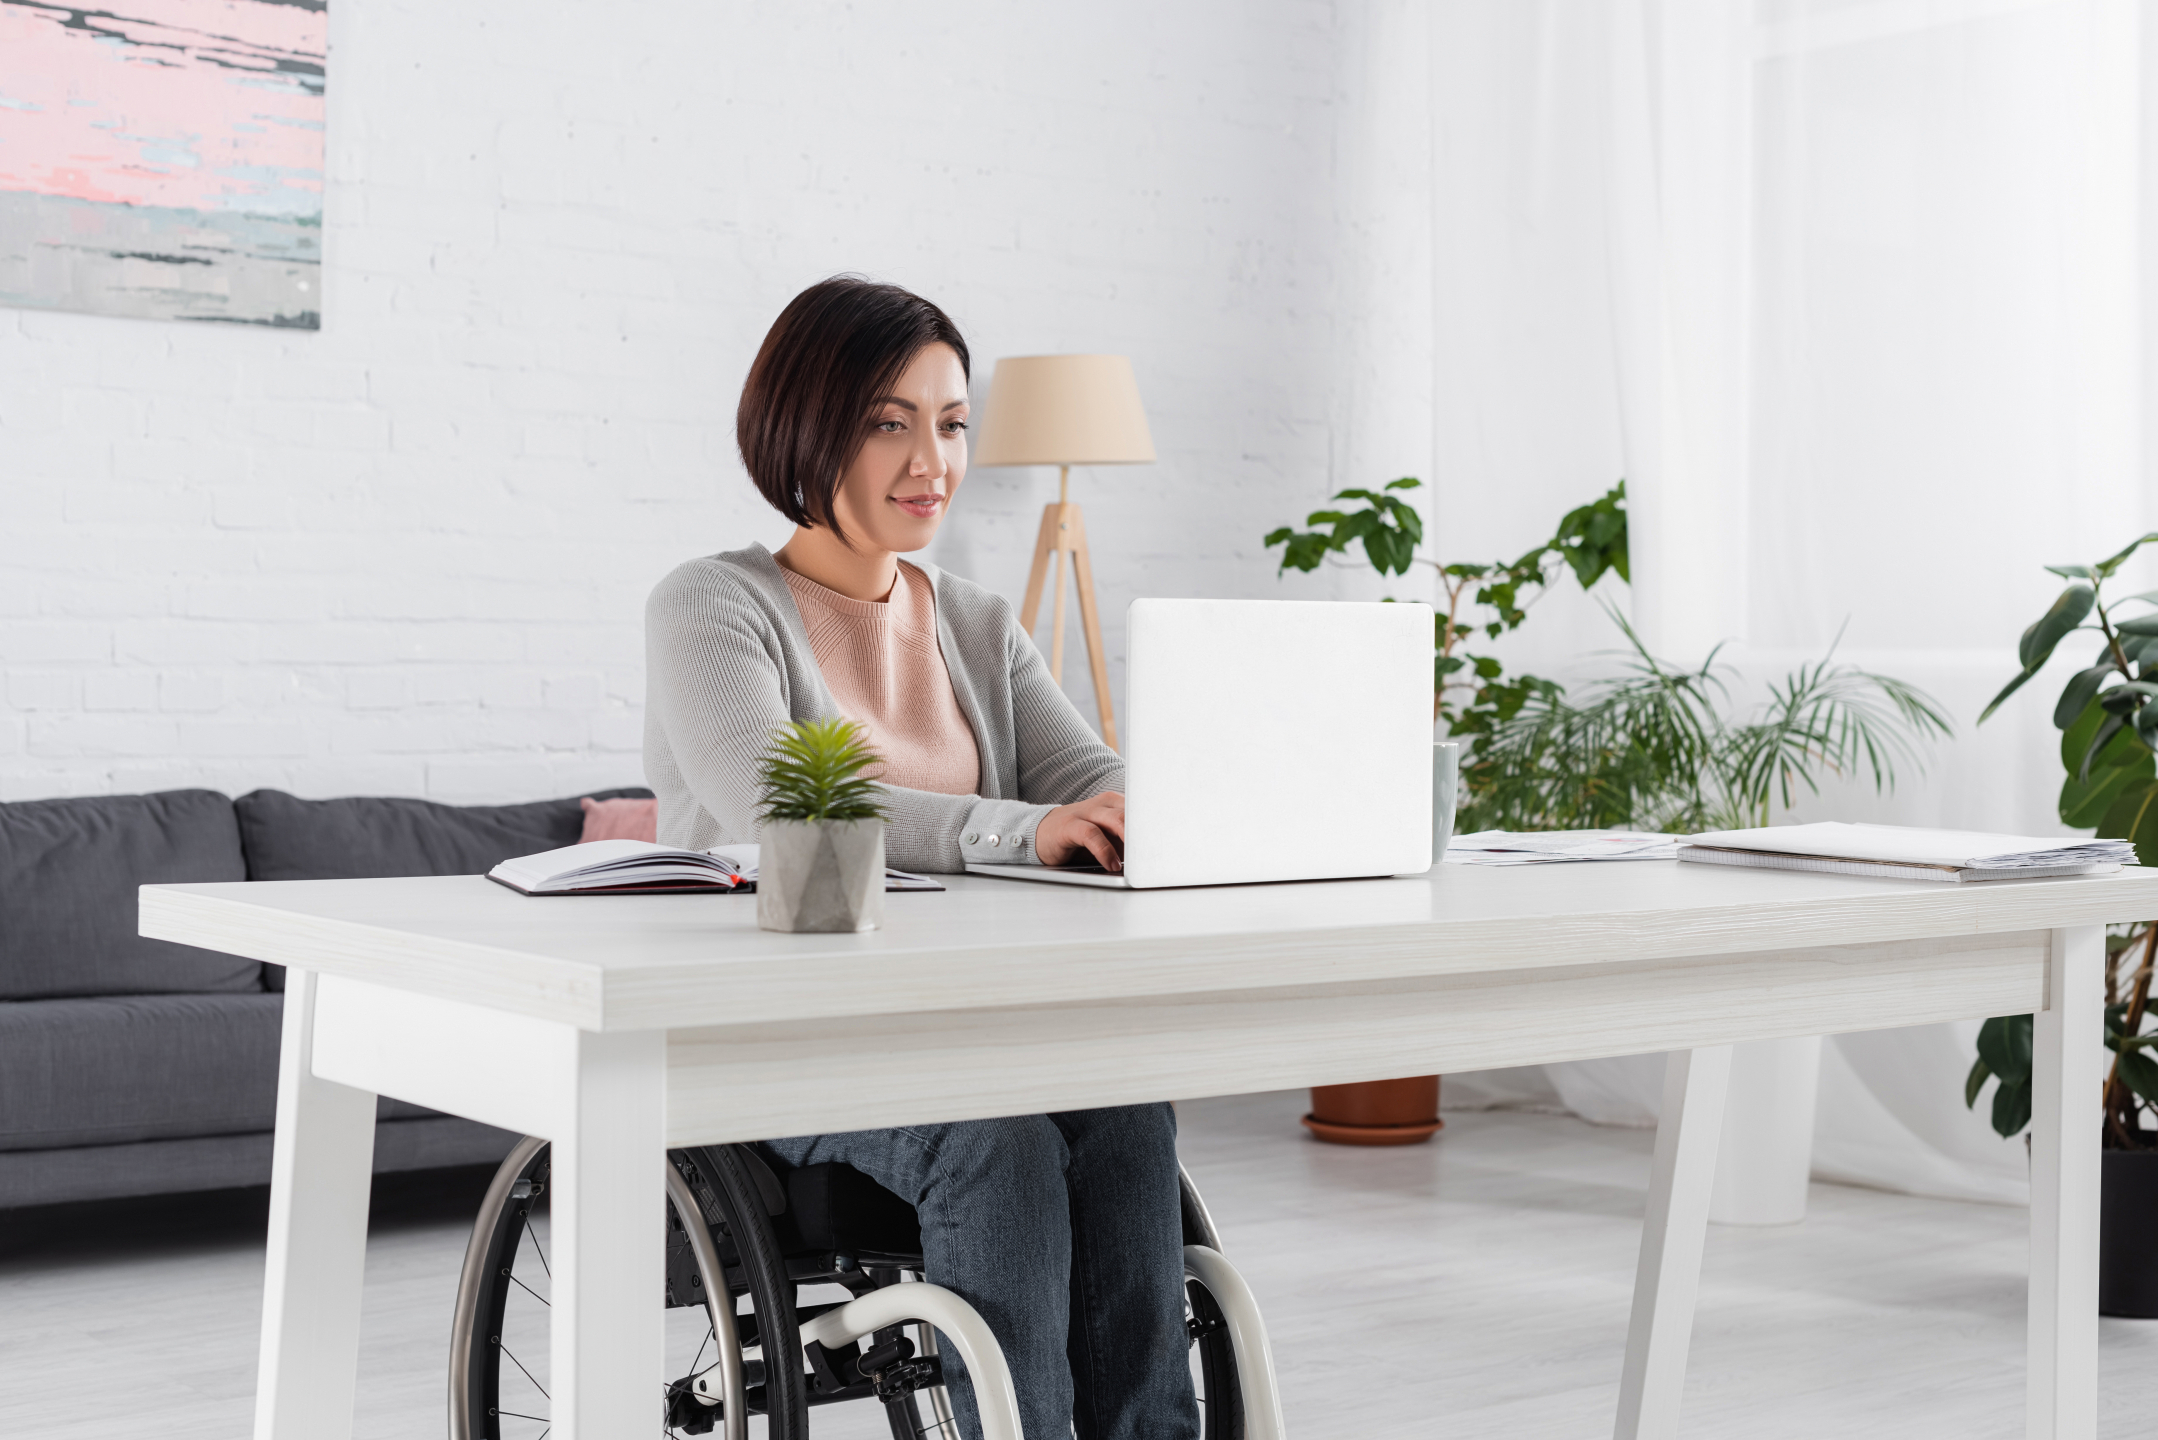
<box><xmin>449</xmin><ymin>1137</ymin><xmax>551</xmax><ymax>1440</ymax></box>
<box><xmin>682</xmin><ymin>1145</ymin><xmax>809</xmax><ymax>1437</ymax></box>
<box><xmin>450</xmin><ymin>1139</ymin><xmax>746</xmax><ymax>1440</ymax></box>
<box><xmin>1188</xmin><ymin>1276</ymin><xmax>1245</xmax><ymax>1440</ymax></box>
<box><xmin>1179</xmin><ymin>1168</ymin><xmax>1243</xmax><ymax>1440</ymax></box>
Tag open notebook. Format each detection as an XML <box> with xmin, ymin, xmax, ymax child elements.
<box><xmin>487</xmin><ymin>839</ymin><xmax>943</xmax><ymax>896</ymax></box>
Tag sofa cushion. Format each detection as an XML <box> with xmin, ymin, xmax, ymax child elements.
<box><xmin>235</xmin><ymin>786</ymin><xmax>655</xmax><ymax>882</ymax></box>
<box><xmin>0</xmin><ymin>993</ymin><xmax>442</xmax><ymax>1152</ymax></box>
<box><xmin>236</xmin><ymin>786</ymin><xmax>653</xmax><ymax>990</ymax></box>
<box><xmin>579</xmin><ymin>795</ymin><xmax>658</xmax><ymax>843</ymax></box>
<box><xmin>0</xmin><ymin>790</ymin><xmax>259</xmax><ymax>1000</ymax></box>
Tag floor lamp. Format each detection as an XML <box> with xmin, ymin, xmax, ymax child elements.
<box><xmin>972</xmin><ymin>355</ymin><xmax>1155</xmax><ymax>751</ymax></box>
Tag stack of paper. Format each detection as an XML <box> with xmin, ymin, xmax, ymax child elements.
<box><xmin>1677</xmin><ymin>823</ymin><xmax>2133</xmax><ymax>884</ymax></box>
<box><xmin>1445</xmin><ymin>831</ymin><xmax>1680</xmax><ymax>866</ymax></box>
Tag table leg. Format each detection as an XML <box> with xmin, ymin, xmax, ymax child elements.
<box><xmin>1614</xmin><ymin>1045</ymin><xmax>1732</xmax><ymax>1440</ymax></box>
<box><xmin>551</xmin><ymin>1028</ymin><xmax>667</xmax><ymax>1437</ymax></box>
<box><xmin>2029</xmin><ymin>925</ymin><xmax>2102</xmax><ymax>1440</ymax></box>
<box><xmin>255</xmin><ymin>968</ymin><xmax>379</xmax><ymax>1440</ymax></box>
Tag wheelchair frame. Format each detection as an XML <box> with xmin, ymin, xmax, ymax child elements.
<box><xmin>449</xmin><ymin>1135</ymin><xmax>1282</xmax><ymax>1440</ymax></box>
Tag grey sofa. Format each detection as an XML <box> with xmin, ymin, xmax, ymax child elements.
<box><xmin>0</xmin><ymin>785</ymin><xmax>649</xmax><ymax>1210</ymax></box>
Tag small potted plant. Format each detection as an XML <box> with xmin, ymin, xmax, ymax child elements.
<box><xmin>1973</xmin><ymin>532</ymin><xmax>2158</xmax><ymax>1316</ymax></box>
<box><xmin>756</xmin><ymin>717</ymin><xmax>888</xmax><ymax>934</ymax></box>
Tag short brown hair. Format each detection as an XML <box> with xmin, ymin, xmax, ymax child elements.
<box><xmin>737</xmin><ymin>276</ymin><xmax>971</xmax><ymax>541</ymax></box>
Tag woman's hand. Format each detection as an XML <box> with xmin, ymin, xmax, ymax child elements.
<box><xmin>1034</xmin><ymin>790</ymin><xmax>1126</xmax><ymax>871</ymax></box>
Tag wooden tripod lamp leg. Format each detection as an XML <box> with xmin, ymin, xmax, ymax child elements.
<box><xmin>1018</xmin><ymin>503</ymin><xmax>1061</xmax><ymax>635</ymax></box>
<box><xmin>1014</xmin><ymin>466</ymin><xmax>1118</xmax><ymax>751</ymax></box>
<box><xmin>1065</xmin><ymin>506</ymin><xmax>1118</xmax><ymax>751</ymax></box>
<box><xmin>1050</xmin><ymin>547</ymin><xmax>1069</xmax><ymax>684</ymax></box>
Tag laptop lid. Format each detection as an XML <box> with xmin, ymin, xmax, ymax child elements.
<box><xmin>1120</xmin><ymin>598</ymin><xmax>1433</xmax><ymax>889</ymax></box>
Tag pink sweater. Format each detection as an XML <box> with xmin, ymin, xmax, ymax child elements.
<box><xmin>780</xmin><ymin>560</ymin><xmax>983</xmax><ymax>797</ymax></box>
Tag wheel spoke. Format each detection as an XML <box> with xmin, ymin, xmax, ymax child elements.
<box><xmin>687</xmin><ymin>1323</ymin><xmax>711</xmax><ymax>1380</ymax></box>
<box><xmin>522</xmin><ymin>1211</ymin><xmax>551</xmax><ymax>1279</ymax></box>
<box><xmin>502</xmin><ymin>1342</ymin><xmax>549</xmax><ymax>1401</ymax></box>
<box><xmin>510</xmin><ymin>1271</ymin><xmax>550</xmax><ymax>1307</ymax></box>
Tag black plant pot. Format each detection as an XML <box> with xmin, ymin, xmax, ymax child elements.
<box><xmin>2100</xmin><ymin>1149</ymin><xmax>2158</xmax><ymax>1317</ymax></box>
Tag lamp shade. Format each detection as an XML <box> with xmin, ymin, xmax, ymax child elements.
<box><xmin>971</xmin><ymin>354</ymin><xmax>1156</xmax><ymax>467</ymax></box>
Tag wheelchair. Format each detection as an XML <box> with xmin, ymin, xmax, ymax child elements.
<box><xmin>449</xmin><ymin>1135</ymin><xmax>1280</xmax><ymax>1440</ymax></box>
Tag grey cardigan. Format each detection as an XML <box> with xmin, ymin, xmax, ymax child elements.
<box><xmin>643</xmin><ymin>544</ymin><xmax>1125</xmax><ymax>872</ymax></box>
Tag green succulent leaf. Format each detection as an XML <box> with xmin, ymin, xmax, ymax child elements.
<box><xmin>757</xmin><ymin>717</ymin><xmax>888</xmax><ymax>823</ymax></box>
<box><xmin>1964</xmin><ymin>1057</ymin><xmax>1992</xmax><ymax>1109</ymax></box>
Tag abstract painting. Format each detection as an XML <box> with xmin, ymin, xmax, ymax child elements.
<box><xmin>0</xmin><ymin>0</ymin><xmax>326</xmax><ymax>328</ymax></box>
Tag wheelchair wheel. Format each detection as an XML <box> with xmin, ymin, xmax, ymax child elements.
<box><xmin>678</xmin><ymin>1145</ymin><xmax>810</xmax><ymax>1436</ymax></box>
<box><xmin>679</xmin><ymin>1147</ymin><xmax>950</xmax><ymax>1439</ymax></box>
<box><xmin>1187</xmin><ymin>1276</ymin><xmax>1244</xmax><ymax>1440</ymax></box>
<box><xmin>1181</xmin><ymin>1166</ymin><xmax>1244</xmax><ymax>1440</ymax></box>
<box><xmin>449</xmin><ymin>1138</ymin><xmax>752</xmax><ymax>1440</ymax></box>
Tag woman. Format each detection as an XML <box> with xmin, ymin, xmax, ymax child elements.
<box><xmin>644</xmin><ymin>276</ymin><xmax>1199</xmax><ymax>1440</ymax></box>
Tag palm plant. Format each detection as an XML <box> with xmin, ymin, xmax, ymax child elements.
<box><xmin>1458</xmin><ymin>611</ymin><xmax>1952</xmax><ymax>835</ymax></box>
<box><xmin>757</xmin><ymin>717</ymin><xmax>887</xmax><ymax>823</ymax></box>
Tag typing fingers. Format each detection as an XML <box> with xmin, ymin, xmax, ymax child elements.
<box><xmin>1089</xmin><ymin>798</ymin><xmax>1126</xmax><ymax>843</ymax></box>
<box><xmin>1078</xmin><ymin>821</ymin><xmax>1122</xmax><ymax>873</ymax></box>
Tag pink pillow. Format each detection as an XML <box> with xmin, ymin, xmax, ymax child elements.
<box><xmin>580</xmin><ymin>796</ymin><xmax>658</xmax><ymax>844</ymax></box>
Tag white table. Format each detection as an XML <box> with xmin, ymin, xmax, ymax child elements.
<box><xmin>142</xmin><ymin>861</ymin><xmax>2158</xmax><ymax>1440</ymax></box>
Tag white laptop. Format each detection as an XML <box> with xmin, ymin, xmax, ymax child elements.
<box><xmin>968</xmin><ymin>597</ymin><xmax>1433</xmax><ymax>889</ymax></box>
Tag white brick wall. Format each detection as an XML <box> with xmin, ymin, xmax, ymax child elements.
<box><xmin>0</xmin><ymin>1</ymin><xmax>1423</xmax><ymax>804</ymax></box>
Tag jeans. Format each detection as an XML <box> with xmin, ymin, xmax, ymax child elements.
<box><xmin>761</xmin><ymin>1103</ymin><xmax>1201</xmax><ymax>1440</ymax></box>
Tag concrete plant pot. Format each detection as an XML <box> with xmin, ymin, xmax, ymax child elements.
<box><xmin>757</xmin><ymin>818</ymin><xmax>885</xmax><ymax>934</ymax></box>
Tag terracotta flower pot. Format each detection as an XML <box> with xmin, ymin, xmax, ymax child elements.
<box><xmin>1302</xmin><ymin>1076</ymin><xmax>1443</xmax><ymax>1146</ymax></box>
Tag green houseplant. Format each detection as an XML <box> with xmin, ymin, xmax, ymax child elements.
<box><xmin>1266</xmin><ymin>478</ymin><xmax>1627</xmax><ymax>738</ymax></box>
<box><xmin>1967</xmin><ymin>533</ymin><xmax>2158</xmax><ymax>1315</ymax></box>
<box><xmin>1461</xmin><ymin>615</ymin><xmax>1950</xmax><ymax>836</ymax></box>
<box><xmin>1263</xmin><ymin>479</ymin><xmax>1948</xmax><ymax>835</ymax></box>
<box><xmin>1264</xmin><ymin>479</ymin><xmax>1628</xmax><ymax>1144</ymax></box>
<box><xmin>1264</xmin><ymin>479</ymin><xmax>1950</xmax><ymax>1144</ymax></box>
<box><xmin>756</xmin><ymin>717</ymin><xmax>889</xmax><ymax>934</ymax></box>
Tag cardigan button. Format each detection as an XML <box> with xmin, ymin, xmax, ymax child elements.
<box><xmin>987</xmin><ymin>834</ymin><xmax>1001</xmax><ymax>847</ymax></box>
<box><xmin>965</xmin><ymin>832</ymin><xmax>980</xmax><ymax>845</ymax></box>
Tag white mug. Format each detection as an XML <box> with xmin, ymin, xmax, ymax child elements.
<box><xmin>1433</xmin><ymin>741</ymin><xmax>1460</xmax><ymax>863</ymax></box>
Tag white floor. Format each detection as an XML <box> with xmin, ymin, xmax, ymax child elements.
<box><xmin>4</xmin><ymin>1091</ymin><xmax>2156</xmax><ymax>1438</ymax></box>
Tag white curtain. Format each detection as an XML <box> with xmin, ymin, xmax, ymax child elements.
<box><xmin>1428</xmin><ymin>0</ymin><xmax>2147</xmax><ymax>1206</ymax></box>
